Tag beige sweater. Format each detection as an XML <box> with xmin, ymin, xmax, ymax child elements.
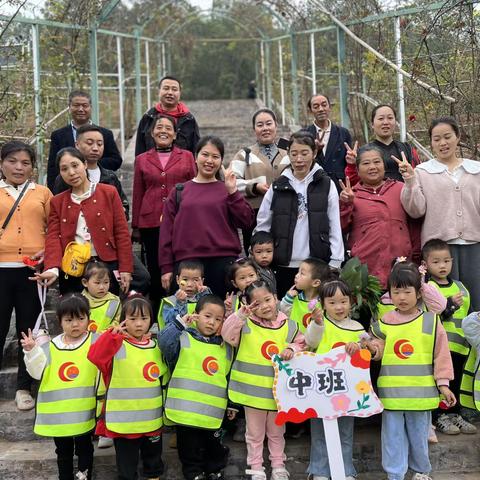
<box><xmin>401</xmin><ymin>158</ymin><xmax>480</xmax><ymax>246</ymax></box>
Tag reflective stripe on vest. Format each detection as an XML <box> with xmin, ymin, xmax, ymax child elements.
<box><xmin>158</xmin><ymin>296</ymin><xmax>196</xmax><ymax>329</ymax></box>
<box><xmin>105</xmin><ymin>339</ymin><xmax>166</xmax><ymax>434</ymax></box>
<box><xmin>316</xmin><ymin>318</ymin><xmax>365</xmax><ymax>354</ymax></box>
<box><xmin>428</xmin><ymin>280</ymin><xmax>470</xmax><ymax>355</ymax></box>
<box><xmin>88</xmin><ymin>298</ymin><xmax>120</xmax><ymax>333</ymax></box>
<box><xmin>34</xmin><ymin>332</ymin><xmax>98</xmax><ymax>437</ymax></box>
<box><xmin>460</xmin><ymin>347</ymin><xmax>477</xmax><ymax>409</ymax></box>
<box><xmin>375</xmin><ymin>301</ymin><xmax>395</xmax><ymax>321</ymax></box>
<box><xmin>228</xmin><ymin>318</ymin><xmax>298</xmax><ymax>410</ymax></box>
<box><xmin>376</xmin><ymin>312</ymin><xmax>439</xmax><ymax>410</ymax></box>
<box><xmin>165</xmin><ymin>332</ymin><xmax>232</xmax><ymax>429</ymax></box>
<box><xmin>290</xmin><ymin>297</ymin><xmax>320</xmax><ymax>333</ymax></box>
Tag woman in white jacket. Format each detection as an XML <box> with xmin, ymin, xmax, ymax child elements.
<box><xmin>255</xmin><ymin>130</ymin><xmax>344</xmax><ymax>297</ymax></box>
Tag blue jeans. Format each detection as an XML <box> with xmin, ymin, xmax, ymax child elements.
<box><xmin>381</xmin><ymin>410</ymin><xmax>431</xmax><ymax>480</ymax></box>
<box><xmin>307</xmin><ymin>416</ymin><xmax>356</xmax><ymax>478</ymax></box>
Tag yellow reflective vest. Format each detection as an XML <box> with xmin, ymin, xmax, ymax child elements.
<box><xmin>88</xmin><ymin>298</ymin><xmax>120</xmax><ymax>333</ymax></box>
<box><xmin>165</xmin><ymin>332</ymin><xmax>232</xmax><ymax>429</ymax></box>
<box><xmin>158</xmin><ymin>296</ymin><xmax>196</xmax><ymax>329</ymax></box>
<box><xmin>34</xmin><ymin>332</ymin><xmax>98</xmax><ymax>437</ymax></box>
<box><xmin>290</xmin><ymin>296</ymin><xmax>320</xmax><ymax>333</ymax></box>
<box><xmin>105</xmin><ymin>338</ymin><xmax>167</xmax><ymax>434</ymax></box>
<box><xmin>228</xmin><ymin>318</ymin><xmax>298</xmax><ymax>410</ymax></box>
<box><xmin>316</xmin><ymin>317</ymin><xmax>365</xmax><ymax>354</ymax></box>
<box><xmin>459</xmin><ymin>346</ymin><xmax>480</xmax><ymax>410</ymax></box>
<box><xmin>372</xmin><ymin>312</ymin><xmax>440</xmax><ymax>410</ymax></box>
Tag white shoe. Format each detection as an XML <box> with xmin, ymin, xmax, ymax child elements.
<box><xmin>97</xmin><ymin>436</ymin><xmax>113</xmax><ymax>448</ymax></box>
<box><xmin>449</xmin><ymin>413</ymin><xmax>478</xmax><ymax>434</ymax></box>
<box><xmin>411</xmin><ymin>473</ymin><xmax>432</xmax><ymax>480</ymax></box>
<box><xmin>312</xmin><ymin>477</ymin><xmax>329</xmax><ymax>480</ymax></box>
<box><xmin>245</xmin><ymin>468</ymin><xmax>266</xmax><ymax>480</ymax></box>
<box><xmin>270</xmin><ymin>467</ymin><xmax>289</xmax><ymax>480</ymax></box>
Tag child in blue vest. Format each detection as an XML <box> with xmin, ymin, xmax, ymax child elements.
<box><xmin>249</xmin><ymin>231</ymin><xmax>277</xmax><ymax>293</ymax></box>
<box><xmin>371</xmin><ymin>261</ymin><xmax>455</xmax><ymax>480</ymax></box>
<box><xmin>159</xmin><ymin>259</ymin><xmax>212</xmax><ymax>328</ymax></box>
<box><xmin>224</xmin><ymin>258</ymin><xmax>259</xmax><ymax>317</ymax></box>
<box><xmin>21</xmin><ymin>293</ymin><xmax>97</xmax><ymax>480</ymax></box>
<box><xmin>159</xmin><ymin>294</ymin><xmax>235</xmax><ymax>480</ymax></box>
<box><xmin>421</xmin><ymin>239</ymin><xmax>476</xmax><ymax>435</ymax></box>
<box><xmin>222</xmin><ymin>280</ymin><xmax>305</xmax><ymax>480</ymax></box>
<box><xmin>88</xmin><ymin>295</ymin><xmax>166</xmax><ymax>480</ymax></box>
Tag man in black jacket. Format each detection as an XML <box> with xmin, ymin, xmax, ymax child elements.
<box><xmin>47</xmin><ymin>90</ymin><xmax>122</xmax><ymax>191</ymax></box>
<box><xmin>135</xmin><ymin>76</ymin><xmax>200</xmax><ymax>156</ymax></box>
<box><xmin>305</xmin><ymin>93</ymin><xmax>352</xmax><ymax>190</ymax></box>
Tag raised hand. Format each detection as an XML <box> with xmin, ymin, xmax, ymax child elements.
<box><xmin>20</xmin><ymin>329</ymin><xmax>36</xmax><ymax>352</ymax></box>
<box><xmin>345</xmin><ymin>141</ymin><xmax>358</xmax><ymax>165</ymax></box>
<box><xmin>222</xmin><ymin>166</ymin><xmax>237</xmax><ymax>194</ymax></box>
<box><xmin>175</xmin><ymin>289</ymin><xmax>188</xmax><ymax>302</ymax></box>
<box><xmin>110</xmin><ymin>320</ymin><xmax>128</xmax><ymax>336</ymax></box>
<box><xmin>315</xmin><ymin>130</ymin><xmax>326</xmax><ymax>152</ymax></box>
<box><xmin>239</xmin><ymin>300</ymin><xmax>259</xmax><ymax>318</ymax></box>
<box><xmin>338</xmin><ymin>177</ymin><xmax>355</xmax><ymax>204</ymax></box>
<box><xmin>393</xmin><ymin>152</ymin><xmax>415</xmax><ymax>181</ymax></box>
<box><xmin>184</xmin><ymin>313</ymin><xmax>199</xmax><ymax>327</ymax></box>
<box><xmin>310</xmin><ymin>307</ymin><xmax>324</xmax><ymax>326</ymax></box>
<box><xmin>287</xmin><ymin>285</ymin><xmax>299</xmax><ymax>298</ymax></box>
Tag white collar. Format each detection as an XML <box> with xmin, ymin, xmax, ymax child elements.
<box><xmin>314</xmin><ymin>119</ymin><xmax>331</xmax><ymax>132</ymax></box>
<box><xmin>0</xmin><ymin>179</ymin><xmax>36</xmax><ymax>190</ymax></box>
<box><xmin>416</xmin><ymin>158</ymin><xmax>480</xmax><ymax>175</ymax></box>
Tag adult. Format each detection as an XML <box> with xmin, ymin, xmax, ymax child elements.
<box><xmin>305</xmin><ymin>93</ymin><xmax>352</xmax><ymax>189</ymax></box>
<box><xmin>135</xmin><ymin>76</ymin><xmax>200</xmax><ymax>156</ymax></box>
<box><xmin>229</xmin><ymin>108</ymin><xmax>290</xmax><ymax>251</ymax></box>
<box><xmin>34</xmin><ymin>148</ymin><xmax>133</xmax><ymax>296</ymax></box>
<box><xmin>255</xmin><ymin>131</ymin><xmax>344</xmax><ymax>298</ymax></box>
<box><xmin>47</xmin><ymin>90</ymin><xmax>122</xmax><ymax>191</ymax></box>
<box><xmin>339</xmin><ymin>145</ymin><xmax>413</xmax><ymax>288</ymax></box>
<box><xmin>132</xmin><ymin>114</ymin><xmax>196</xmax><ymax>313</ymax></box>
<box><xmin>345</xmin><ymin>104</ymin><xmax>420</xmax><ymax>184</ymax></box>
<box><xmin>159</xmin><ymin>136</ymin><xmax>254</xmax><ymax>298</ymax></box>
<box><xmin>400</xmin><ymin>116</ymin><xmax>480</xmax><ymax>310</ymax></box>
<box><xmin>0</xmin><ymin>141</ymin><xmax>52</xmax><ymax>410</ymax></box>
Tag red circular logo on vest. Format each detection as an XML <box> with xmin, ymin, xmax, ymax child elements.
<box><xmin>202</xmin><ymin>356</ymin><xmax>219</xmax><ymax>376</ymax></box>
<box><xmin>394</xmin><ymin>339</ymin><xmax>414</xmax><ymax>359</ymax></box>
<box><xmin>332</xmin><ymin>341</ymin><xmax>346</xmax><ymax>349</ymax></box>
<box><xmin>302</xmin><ymin>313</ymin><xmax>312</xmax><ymax>329</ymax></box>
<box><xmin>261</xmin><ymin>341</ymin><xmax>279</xmax><ymax>360</ymax></box>
<box><xmin>87</xmin><ymin>320</ymin><xmax>98</xmax><ymax>332</ymax></box>
<box><xmin>143</xmin><ymin>362</ymin><xmax>160</xmax><ymax>382</ymax></box>
<box><xmin>58</xmin><ymin>362</ymin><xmax>79</xmax><ymax>382</ymax></box>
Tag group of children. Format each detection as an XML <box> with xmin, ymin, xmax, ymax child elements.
<box><xmin>19</xmin><ymin>232</ymin><xmax>480</xmax><ymax>480</ymax></box>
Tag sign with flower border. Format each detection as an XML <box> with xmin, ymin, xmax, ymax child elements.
<box><xmin>272</xmin><ymin>346</ymin><xmax>383</xmax><ymax>424</ymax></box>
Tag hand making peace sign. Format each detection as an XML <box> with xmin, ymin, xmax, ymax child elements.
<box><xmin>392</xmin><ymin>152</ymin><xmax>415</xmax><ymax>181</ymax></box>
<box><xmin>345</xmin><ymin>141</ymin><xmax>359</xmax><ymax>165</ymax></box>
<box><xmin>222</xmin><ymin>166</ymin><xmax>238</xmax><ymax>195</ymax></box>
<box><xmin>338</xmin><ymin>176</ymin><xmax>355</xmax><ymax>204</ymax></box>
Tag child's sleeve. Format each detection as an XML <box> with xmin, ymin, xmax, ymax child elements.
<box><xmin>304</xmin><ymin>321</ymin><xmax>325</xmax><ymax>350</ymax></box>
<box><xmin>221</xmin><ymin>311</ymin><xmax>248</xmax><ymax>347</ymax></box>
<box><xmin>87</xmin><ymin>330</ymin><xmax>124</xmax><ymax>378</ymax></box>
<box><xmin>462</xmin><ymin>312</ymin><xmax>480</xmax><ymax>357</ymax></box>
<box><xmin>279</xmin><ymin>293</ymin><xmax>295</xmax><ymax>317</ymax></box>
<box><xmin>288</xmin><ymin>330</ymin><xmax>306</xmax><ymax>353</ymax></box>
<box><xmin>23</xmin><ymin>345</ymin><xmax>47</xmax><ymax>380</ymax></box>
<box><xmin>421</xmin><ymin>281</ymin><xmax>447</xmax><ymax>313</ymax></box>
<box><xmin>164</xmin><ymin>299</ymin><xmax>185</xmax><ymax>326</ymax></box>
<box><xmin>433</xmin><ymin>321</ymin><xmax>454</xmax><ymax>386</ymax></box>
<box><xmin>158</xmin><ymin>320</ymin><xmax>185</xmax><ymax>371</ymax></box>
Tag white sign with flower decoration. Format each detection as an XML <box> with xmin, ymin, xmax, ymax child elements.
<box><xmin>272</xmin><ymin>346</ymin><xmax>383</xmax><ymax>480</ymax></box>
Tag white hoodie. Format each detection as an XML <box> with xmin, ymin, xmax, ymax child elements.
<box><xmin>255</xmin><ymin>163</ymin><xmax>344</xmax><ymax>268</ymax></box>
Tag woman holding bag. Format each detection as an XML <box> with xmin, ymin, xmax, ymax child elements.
<box><xmin>34</xmin><ymin>148</ymin><xmax>133</xmax><ymax>295</ymax></box>
<box><xmin>0</xmin><ymin>141</ymin><xmax>52</xmax><ymax>411</ymax></box>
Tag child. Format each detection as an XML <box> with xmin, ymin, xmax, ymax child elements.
<box><xmin>422</xmin><ymin>239</ymin><xmax>476</xmax><ymax>435</ymax></box>
<box><xmin>371</xmin><ymin>261</ymin><xmax>455</xmax><ymax>480</ymax></box>
<box><xmin>249</xmin><ymin>231</ymin><xmax>277</xmax><ymax>293</ymax></box>
<box><xmin>88</xmin><ymin>296</ymin><xmax>167</xmax><ymax>480</ymax></box>
<box><xmin>222</xmin><ymin>280</ymin><xmax>305</xmax><ymax>480</ymax></box>
<box><xmin>82</xmin><ymin>261</ymin><xmax>121</xmax><ymax>333</ymax></box>
<box><xmin>224</xmin><ymin>258</ymin><xmax>259</xmax><ymax>316</ymax></box>
<box><xmin>21</xmin><ymin>293</ymin><xmax>97</xmax><ymax>480</ymax></box>
<box><xmin>461</xmin><ymin>312</ymin><xmax>480</xmax><ymax>411</ymax></box>
<box><xmin>305</xmin><ymin>279</ymin><xmax>372</xmax><ymax>480</ymax></box>
<box><xmin>158</xmin><ymin>260</ymin><xmax>212</xmax><ymax>328</ymax></box>
<box><xmin>280</xmin><ymin>257</ymin><xmax>331</xmax><ymax>333</ymax></box>
<box><xmin>159</xmin><ymin>294</ymin><xmax>234</xmax><ymax>480</ymax></box>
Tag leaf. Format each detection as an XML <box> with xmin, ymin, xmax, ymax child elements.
<box><xmin>364</xmin><ymin>395</ymin><xmax>370</xmax><ymax>401</ymax></box>
<box><xmin>357</xmin><ymin>400</ymin><xmax>361</xmax><ymax>408</ymax></box>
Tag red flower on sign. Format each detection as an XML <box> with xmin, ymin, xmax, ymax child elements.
<box><xmin>350</xmin><ymin>349</ymin><xmax>371</xmax><ymax>369</ymax></box>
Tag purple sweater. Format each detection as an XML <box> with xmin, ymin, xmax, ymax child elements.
<box><xmin>159</xmin><ymin>180</ymin><xmax>255</xmax><ymax>274</ymax></box>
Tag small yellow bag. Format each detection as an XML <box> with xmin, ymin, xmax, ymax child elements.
<box><xmin>61</xmin><ymin>242</ymin><xmax>91</xmax><ymax>277</ymax></box>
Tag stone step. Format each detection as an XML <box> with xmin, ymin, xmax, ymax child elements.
<box><xmin>0</xmin><ymin>401</ymin><xmax>36</xmax><ymax>441</ymax></box>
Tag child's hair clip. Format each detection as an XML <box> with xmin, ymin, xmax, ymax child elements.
<box><xmin>127</xmin><ymin>290</ymin><xmax>143</xmax><ymax>299</ymax></box>
<box><xmin>395</xmin><ymin>256</ymin><xmax>407</xmax><ymax>264</ymax></box>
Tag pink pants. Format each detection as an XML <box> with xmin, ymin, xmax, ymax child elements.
<box><xmin>244</xmin><ymin>406</ymin><xmax>286</xmax><ymax>470</ymax></box>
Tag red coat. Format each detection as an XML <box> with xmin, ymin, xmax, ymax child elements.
<box><xmin>132</xmin><ymin>146</ymin><xmax>196</xmax><ymax>229</ymax></box>
<box><xmin>340</xmin><ymin>179</ymin><xmax>413</xmax><ymax>288</ymax></box>
<box><xmin>44</xmin><ymin>183</ymin><xmax>133</xmax><ymax>273</ymax></box>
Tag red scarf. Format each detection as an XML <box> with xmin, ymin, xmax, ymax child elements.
<box><xmin>154</xmin><ymin>101</ymin><xmax>190</xmax><ymax>119</ymax></box>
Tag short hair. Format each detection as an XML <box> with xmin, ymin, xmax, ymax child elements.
<box><xmin>252</xmin><ymin>108</ymin><xmax>277</xmax><ymax>128</ymax></box>
<box><xmin>387</xmin><ymin>261</ymin><xmax>422</xmax><ymax>294</ymax></box>
<box><xmin>56</xmin><ymin>147</ymin><xmax>85</xmax><ymax>169</ymax></box>
<box><xmin>356</xmin><ymin>144</ymin><xmax>385</xmax><ymax>167</ymax></box>
<box><xmin>245</xmin><ymin>280</ymin><xmax>275</xmax><ymax>303</ymax></box>
<box><xmin>421</xmin><ymin>239</ymin><xmax>452</xmax><ymax>261</ymax></box>
<box><xmin>250</xmin><ymin>231</ymin><xmax>274</xmax><ymax>248</ymax></box>
<box><xmin>371</xmin><ymin>104</ymin><xmax>397</xmax><ymax>123</ymax></box>
<box><xmin>56</xmin><ymin>293</ymin><xmax>90</xmax><ymax>323</ymax></box>
<box><xmin>289</xmin><ymin>130</ymin><xmax>316</xmax><ymax>152</ymax></box>
<box><xmin>319</xmin><ymin>279</ymin><xmax>352</xmax><ymax>305</ymax></box>
<box><xmin>0</xmin><ymin>141</ymin><xmax>36</xmax><ymax>169</ymax></box>
<box><xmin>307</xmin><ymin>93</ymin><xmax>331</xmax><ymax>111</ymax></box>
<box><xmin>195</xmin><ymin>135</ymin><xmax>225</xmax><ymax>160</ymax></box>
<box><xmin>177</xmin><ymin>259</ymin><xmax>204</xmax><ymax>277</ymax></box>
<box><xmin>148</xmin><ymin>114</ymin><xmax>177</xmax><ymax>138</ymax></box>
<box><xmin>76</xmin><ymin>124</ymin><xmax>104</xmax><ymax>140</ymax></box>
<box><xmin>158</xmin><ymin>75</ymin><xmax>181</xmax><ymax>90</ymax></box>
<box><xmin>301</xmin><ymin>257</ymin><xmax>331</xmax><ymax>282</ymax></box>
<box><xmin>68</xmin><ymin>90</ymin><xmax>91</xmax><ymax>105</ymax></box>
<box><xmin>428</xmin><ymin>116</ymin><xmax>460</xmax><ymax>139</ymax></box>
<box><xmin>195</xmin><ymin>294</ymin><xmax>225</xmax><ymax>315</ymax></box>
<box><xmin>83</xmin><ymin>260</ymin><xmax>110</xmax><ymax>280</ymax></box>
<box><xmin>227</xmin><ymin>258</ymin><xmax>258</xmax><ymax>283</ymax></box>
<box><xmin>120</xmin><ymin>295</ymin><xmax>153</xmax><ymax>325</ymax></box>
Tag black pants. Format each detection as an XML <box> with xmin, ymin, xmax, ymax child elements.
<box><xmin>274</xmin><ymin>265</ymin><xmax>298</xmax><ymax>299</ymax></box>
<box><xmin>241</xmin><ymin>209</ymin><xmax>258</xmax><ymax>255</ymax></box>
<box><xmin>0</xmin><ymin>267</ymin><xmax>41</xmax><ymax>390</ymax></box>
<box><xmin>114</xmin><ymin>435</ymin><xmax>164</xmax><ymax>480</ymax></box>
<box><xmin>177</xmin><ymin>425</ymin><xmax>229</xmax><ymax>480</ymax></box>
<box><xmin>53</xmin><ymin>432</ymin><xmax>94</xmax><ymax>480</ymax></box>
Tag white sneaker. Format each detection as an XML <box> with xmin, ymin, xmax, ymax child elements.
<box><xmin>245</xmin><ymin>468</ymin><xmax>266</xmax><ymax>480</ymax></box>
<box><xmin>436</xmin><ymin>413</ymin><xmax>460</xmax><ymax>434</ymax></box>
<box><xmin>97</xmin><ymin>436</ymin><xmax>113</xmax><ymax>448</ymax></box>
<box><xmin>411</xmin><ymin>473</ymin><xmax>432</xmax><ymax>480</ymax></box>
<box><xmin>270</xmin><ymin>467</ymin><xmax>289</xmax><ymax>480</ymax></box>
<box><xmin>312</xmin><ymin>477</ymin><xmax>329</xmax><ymax>480</ymax></box>
<box><xmin>449</xmin><ymin>413</ymin><xmax>478</xmax><ymax>434</ymax></box>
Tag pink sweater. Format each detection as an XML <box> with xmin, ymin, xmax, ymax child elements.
<box><xmin>222</xmin><ymin>310</ymin><xmax>306</xmax><ymax>352</ymax></box>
